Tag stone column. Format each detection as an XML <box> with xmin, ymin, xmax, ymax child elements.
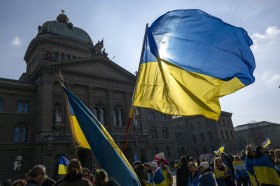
<box><xmin>88</xmin><ymin>86</ymin><xmax>94</xmax><ymax>111</ymax></box>
<box><xmin>107</xmin><ymin>89</ymin><xmax>114</xmax><ymax>131</ymax></box>
<box><xmin>38</xmin><ymin>79</ymin><xmax>53</xmax><ymax>133</ymax></box>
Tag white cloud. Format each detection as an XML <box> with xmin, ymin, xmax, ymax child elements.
<box><xmin>11</xmin><ymin>36</ymin><xmax>21</xmax><ymax>47</ymax></box>
<box><xmin>251</xmin><ymin>26</ymin><xmax>280</xmax><ymax>50</ymax></box>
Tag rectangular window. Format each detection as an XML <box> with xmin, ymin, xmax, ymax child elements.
<box><xmin>23</xmin><ymin>103</ymin><xmax>29</xmax><ymax>113</ymax></box>
<box><xmin>17</xmin><ymin>101</ymin><xmax>29</xmax><ymax>113</ymax></box>
<box><xmin>17</xmin><ymin>102</ymin><xmax>23</xmax><ymax>112</ymax></box>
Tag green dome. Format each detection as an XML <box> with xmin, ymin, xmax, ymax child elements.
<box><xmin>39</xmin><ymin>20</ymin><xmax>93</xmax><ymax>45</ymax></box>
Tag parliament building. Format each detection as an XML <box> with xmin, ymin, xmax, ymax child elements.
<box><xmin>0</xmin><ymin>12</ymin><xmax>237</xmax><ymax>180</ymax></box>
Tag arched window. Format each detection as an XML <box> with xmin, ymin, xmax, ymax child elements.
<box><xmin>21</xmin><ymin>127</ymin><xmax>27</xmax><ymax>143</ymax></box>
<box><xmin>66</xmin><ymin>54</ymin><xmax>71</xmax><ymax>60</ymax></box>
<box><xmin>14</xmin><ymin>127</ymin><xmax>20</xmax><ymax>143</ymax></box>
<box><xmin>14</xmin><ymin>155</ymin><xmax>23</xmax><ymax>170</ymax></box>
<box><xmin>113</xmin><ymin>104</ymin><xmax>124</xmax><ymax>127</ymax></box>
<box><xmin>14</xmin><ymin>127</ymin><xmax>27</xmax><ymax>144</ymax></box>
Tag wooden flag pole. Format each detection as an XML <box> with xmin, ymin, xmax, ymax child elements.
<box><xmin>122</xmin><ymin>24</ymin><xmax>148</xmax><ymax>152</ymax></box>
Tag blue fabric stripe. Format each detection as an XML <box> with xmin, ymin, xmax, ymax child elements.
<box><xmin>59</xmin><ymin>156</ymin><xmax>69</xmax><ymax>166</ymax></box>
<box><xmin>142</xmin><ymin>9</ymin><xmax>255</xmax><ymax>85</ymax></box>
<box><xmin>64</xmin><ymin>88</ymin><xmax>140</xmax><ymax>186</ymax></box>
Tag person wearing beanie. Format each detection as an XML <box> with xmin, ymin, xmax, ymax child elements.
<box><xmin>150</xmin><ymin>161</ymin><xmax>165</xmax><ymax>186</ymax></box>
<box><xmin>197</xmin><ymin>161</ymin><xmax>217</xmax><ymax>186</ymax></box>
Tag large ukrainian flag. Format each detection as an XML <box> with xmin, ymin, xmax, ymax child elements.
<box><xmin>63</xmin><ymin>87</ymin><xmax>140</xmax><ymax>186</ymax></box>
<box><xmin>66</xmin><ymin>100</ymin><xmax>90</xmax><ymax>149</ymax></box>
<box><xmin>133</xmin><ymin>9</ymin><xmax>255</xmax><ymax>120</ymax></box>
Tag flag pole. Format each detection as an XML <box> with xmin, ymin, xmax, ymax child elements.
<box><xmin>59</xmin><ymin>71</ymin><xmax>80</xmax><ymax>161</ymax></box>
<box><xmin>122</xmin><ymin>24</ymin><xmax>148</xmax><ymax>152</ymax></box>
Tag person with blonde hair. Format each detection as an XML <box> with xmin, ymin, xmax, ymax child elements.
<box><xmin>56</xmin><ymin>159</ymin><xmax>92</xmax><ymax>186</ymax></box>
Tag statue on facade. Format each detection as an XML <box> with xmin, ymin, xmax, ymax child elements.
<box><xmin>102</xmin><ymin>48</ymin><xmax>108</xmax><ymax>57</ymax></box>
<box><xmin>94</xmin><ymin>40</ymin><xmax>104</xmax><ymax>55</ymax></box>
<box><xmin>55</xmin><ymin>110</ymin><xmax>62</xmax><ymax>123</ymax></box>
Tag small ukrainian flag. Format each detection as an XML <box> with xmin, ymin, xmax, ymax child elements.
<box><xmin>262</xmin><ymin>137</ymin><xmax>271</xmax><ymax>148</ymax></box>
<box><xmin>214</xmin><ymin>145</ymin><xmax>225</xmax><ymax>155</ymax></box>
<box><xmin>58</xmin><ymin>155</ymin><xmax>70</xmax><ymax>175</ymax></box>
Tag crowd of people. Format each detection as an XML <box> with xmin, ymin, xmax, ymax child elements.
<box><xmin>0</xmin><ymin>159</ymin><xmax>113</xmax><ymax>186</ymax></box>
<box><xmin>1</xmin><ymin>145</ymin><xmax>280</xmax><ymax>186</ymax></box>
<box><xmin>172</xmin><ymin>145</ymin><xmax>280</xmax><ymax>186</ymax></box>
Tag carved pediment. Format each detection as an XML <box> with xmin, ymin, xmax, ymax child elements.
<box><xmin>48</xmin><ymin>58</ymin><xmax>136</xmax><ymax>83</ymax></box>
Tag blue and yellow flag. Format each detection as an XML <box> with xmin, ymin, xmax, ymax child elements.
<box><xmin>254</xmin><ymin>155</ymin><xmax>280</xmax><ymax>185</ymax></box>
<box><xmin>262</xmin><ymin>137</ymin><xmax>271</xmax><ymax>148</ymax></box>
<box><xmin>133</xmin><ymin>9</ymin><xmax>255</xmax><ymax>120</ymax></box>
<box><xmin>214</xmin><ymin>145</ymin><xmax>225</xmax><ymax>155</ymax></box>
<box><xmin>63</xmin><ymin>88</ymin><xmax>140</xmax><ymax>186</ymax></box>
<box><xmin>66</xmin><ymin>100</ymin><xmax>90</xmax><ymax>149</ymax></box>
<box><xmin>58</xmin><ymin>155</ymin><xmax>69</xmax><ymax>175</ymax></box>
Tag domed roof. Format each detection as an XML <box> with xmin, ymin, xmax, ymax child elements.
<box><xmin>38</xmin><ymin>12</ymin><xmax>93</xmax><ymax>45</ymax></box>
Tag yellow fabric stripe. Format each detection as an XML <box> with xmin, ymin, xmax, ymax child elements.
<box><xmin>247</xmin><ymin>172</ymin><xmax>257</xmax><ymax>186</ymax></box>
<box><xmin>58</xmin><ymin>164</ymin><xmax>68</xmax><ymax>175</ymax></box>
<box><xmin>254</xmin><ymin>166</ymin><xmax>280</xmax><ymax>185</ymax></box>
<box><xmin>133</xmin><ymin>60</ymin><xmax>245</xmax><ymax>120</ymax></box>
<box><xmin>100</xmin><ymin>125</ymin><xmax>137</xmax><ymax>177</ymax></box>
<box><xmin>70</xmin><ymin>116</ymin><xmax>90</xmax><ymax>149</ymax></box>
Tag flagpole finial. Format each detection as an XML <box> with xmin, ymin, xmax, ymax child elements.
<box><xmin>59</xmin><ymin>70</ymin><xmax>65</xmax><ymax>88</ymax></box>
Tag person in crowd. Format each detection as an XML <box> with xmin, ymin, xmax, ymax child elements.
<box><xmin>253</xmin><ymin>146</ymin><xmax>280</xmax><ymax>186</ymax></box>
<box><xmin>240</xmin><ymin>150</ymin><xmax>246</xmax><ymax>161</ymax></box>
<box><xmin>133</xmin><ymin>161</ymin><xmax>146</xmax><ymax>186</ymax></box>
<box><xmin>56</xmin><ymin>159</ymin><xmax>92</xmax><ymax>186</ymax></box>
<box><xmin>25</xmin><ymin>165</ymin><xmax>47</xmax><ymax>186</ymax></box>
<box><xmin>150</xmin><ymin>161</ymin><xmax>165</xmax><ymax>186</ymax></box>
<box><xmin>244</xmin><ymin>145</ymin><xmax>257</xmax><ymax>186</ymax></box>
<box><xmin>219</xmin><ymin>152</ymin><xmax>234</xmax><ymax>178</ymax></box>
<box><xmin>214</xmin><ymin>157</ymin><xmax>235</xmax><ymax>186</ymax></box>
<box><xmin>82</xmin><ymin>168</ymin><xmax>95</xmax><ymax>185</ymax></box>
<box><xmin>158</xmin><ymin>158</ymin><xmax>172</xmax><ymax>186</ymax></box>
<box><xmin>197</xmin><ymin>161</ymin><xmax>217</xmax><ymax>186</ymax></box>
<box><xmin>187</xmin><ymin>162</ymin><xmax>200</xmax><ymax>186</ymax></box>
<box><xmin>12</xmin><ymin>179</ymin><xmax>26</xmax><ymax>186</ymax></box>
<box><xmin>176</xmin><ymin>156</ymin><xmax>189</xmax><ymax>186</ymax></box>
<box><xmin>232</xmin><ymin>155</ymin><xmax>249</xmax><ymax>186</ymax></box>
<box><xmin>274</xmin><ymin>149</ymin><xmax>280</xmax><ymax>175</ymax></box>
<box><xmin>143</xmin><ymin>163</ymin><xmax>153</xmax><ymax>186</ymax></box>
<box><xmin>94</xmin><ymin>169</ymin><xmax>113</xmax><ymax>186</ymax></box>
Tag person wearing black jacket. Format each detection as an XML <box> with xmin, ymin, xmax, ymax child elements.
<box><xmin>176</xmin><ymin>156</ymin><xmax>189</xmax><ymax>186</ymax></box>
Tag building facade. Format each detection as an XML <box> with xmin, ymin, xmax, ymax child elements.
<box><xmin>234</xmin><ymin>121</ymin><xmax>280</xmax><ymax>150</ymax></box>
<box><xmin>0</xmin><ymin>12</ymin><xmax>236</xmax><ymax>180</ymax></box>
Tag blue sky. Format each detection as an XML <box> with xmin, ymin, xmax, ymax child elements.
<box><xmin>0</xmin><ymin>0</ymin><xmax>280</xmax><ymax>126</ymax></box>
